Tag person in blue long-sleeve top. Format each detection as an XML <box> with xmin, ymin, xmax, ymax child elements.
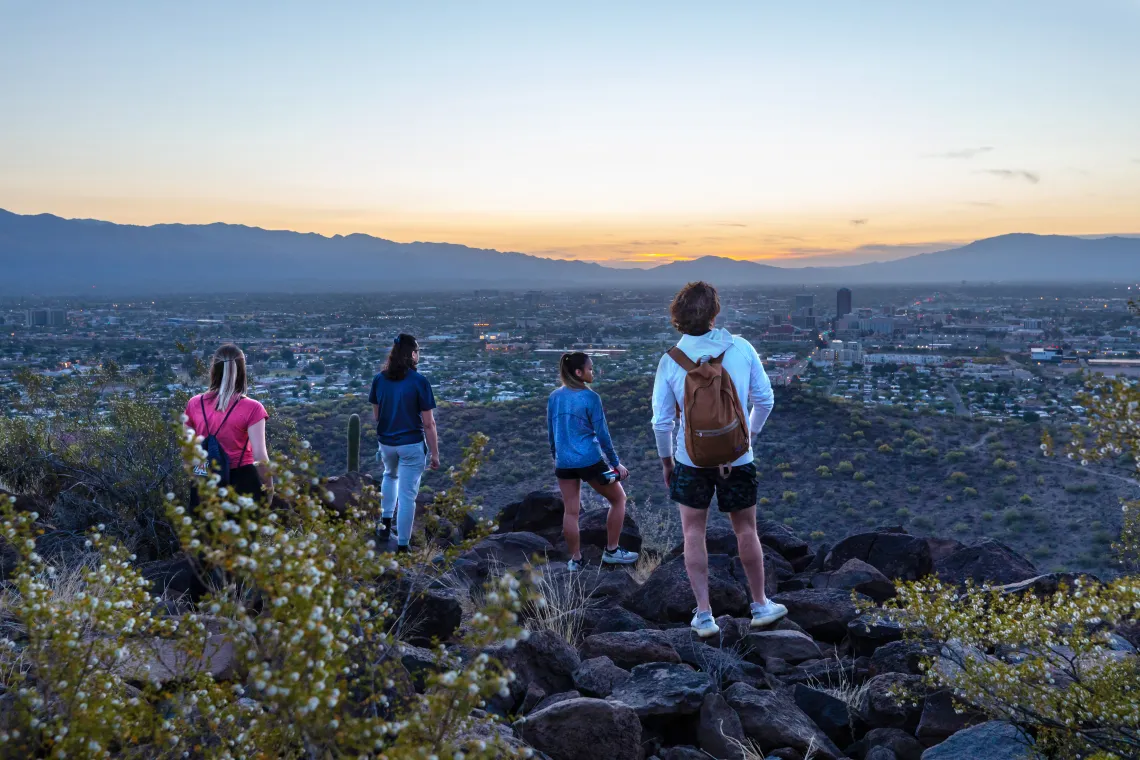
<box><xmin>547</xmin><ymin>352</ymin><xmax>639</xmax><ymax>571</ymax></box>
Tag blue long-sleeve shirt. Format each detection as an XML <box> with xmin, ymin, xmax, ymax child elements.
<box><xmin>547</xmin><ymin>386</ymin><xmax>621</xmax><ymax>469</ymax></box>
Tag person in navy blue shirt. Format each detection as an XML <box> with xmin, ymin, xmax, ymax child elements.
<box><xmin>547</xmin><ymin>352</ymin><xmax>638</xmax><ymax>571</ymax></box>
<box><xmin>369</xmin><ymin>334</ymin><xmax>438</xmax><ymax>551</ymax></box>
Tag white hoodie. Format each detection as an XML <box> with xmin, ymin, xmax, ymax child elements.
<box><xmin>651</xmin><ymin>328</ymin><xmax>775</xmax><ymax>468</ymax></box>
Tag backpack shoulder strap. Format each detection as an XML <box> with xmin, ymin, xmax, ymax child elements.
<box><xmin>199</xmin><ymin>395</ymin><xmax>213</xmax><ymax>436</ymax></box>
<box><xmin>217</xmin><ymin>395</ymin><xmax>242</xmax><ymax>431</ymax></box>
<box><xmin>667</xmin><ymin>347</ymin><xmax>697</xmax><ymax>372</ymax></box>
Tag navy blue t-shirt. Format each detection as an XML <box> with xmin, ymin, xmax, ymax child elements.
<box><xmin>368</xmin><ymin>369</ymin><xmax>437</xmax><ymax>446</ymax></box>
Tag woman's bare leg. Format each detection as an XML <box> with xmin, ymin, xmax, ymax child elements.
<box><xmin>585</xmin><ymin>479</ymin><xmax>627</xmax><ymax>551</ymax></box>
<box><xmin>557</xmin><ymin>478</ymin><xmax>583</xmax><ymax>560</ymax></box>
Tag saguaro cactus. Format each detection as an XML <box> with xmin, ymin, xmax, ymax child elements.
<box><xmin>347</xmin><ymin>413</ymin><xmax>361</xmax><ymax>473</ymax></box>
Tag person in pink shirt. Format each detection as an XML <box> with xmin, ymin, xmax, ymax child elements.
<box><xmin>184</xmin><ymin>344</ymin><xmax>273</xmax><ymax>506</ymax></box>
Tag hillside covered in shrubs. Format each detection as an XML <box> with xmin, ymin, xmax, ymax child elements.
<box><xmin>287</xmin><ymin>378</ymin><xmax>1135</xmax><ymax>575</ymax></box>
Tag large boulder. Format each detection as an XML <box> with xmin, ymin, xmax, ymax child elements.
<box><xmin>322</xmin><ymin>470</ymin><xmax>376</xmax><ymax>516</ymax></box>
<box><xmin>782</xmin><ymin>656</ymin><xmax>872</xmax><ymax>689</ymax></box>
<box><xmin>853</xmin><ymin>673</ymin><xmax>925</xmax><ymax>733</ymax></box>
<box><xmin>742</xmin><ymin>630</ymin><xmax>823</xmax><ymax>666</ymax></box>
<box><xmin>580</xmin><ymin>630</ymin><xmax>681</xmax><ymax>670</ymax></box>
<box><xmin>119</xmin><ymin>634</ymin><xmax>237</xmax><ymax>684</ymax></box>
<box><xmin>609</xmin><ymin>662</ymin><xmax>714</xmax><ymax>718</ymax></box>
<box><xmin>723</xmin><ymin>682</ymin><xmax>842</xmax><ymax>760</ymax></box>
<box><xmin>791</xmin><ymin>684</ymin><xmax>852</xmax><ymax>748</ymax></box>
<box><xmin>624</xmin><ymin>554</ymin><xmax>750</xmax><ymax>624</ymax></box>
<box><xmin>924</xmin><ymin>537</ymin><xmax>966</xmax><ymax>565</ymax></box>
<box><xmin>400</xmin><ymin>584</ymin><xmax>465</xmax><ymax>646</ymax></box>
<box><xmin>852</xmin><ymin>727</ymin><xmax>923</xmax><ymax>760</ymax></box>
<box><xmin>460</xmin><ymin>708</ymin><xmax>553</xmax><ymax>760</ymax></box>
<box><xmin>462</xmin><ymin>531</ymin><xmax>556</xmax><ymax>572</ymax></box>
<box><xmin>656</xmin><ymin>627</ymin><xmax>769</xmax><ymax>691</ymax></box>
<box><xmin>871</xmin><ymin>639</ymin><xmax>937</xmax><ymax>676</ymax></box>
<box><xmin>571</xmin><ymin>656</ymin><xmax>631</xmax><ymax>698</ymax></box>
<box><xmin>578</xmin><ymin>507</ymin><xmax>642</xmax><ymax>554</ymax></box>
<box><xmin>497</xmin><ymin>491</ymin><xmax>565</xmax><ymax>535</ymax></box>
<box><xmin>770</xmin><ymin>589</ymin><xmax>871</xmax><ymax>642</ymax></box>
<box><xmin>516</xmin><ymin>697</ymin><xmax>642</xmax><ymax>760</ymax></box>
<box><xmin>812</xmin><ymin>558</ymin><xmax>896</xmax><ymax>603</ymax></box>
<box><xmin>580</xmin><ymin>567</ymin><xmax>640</xmax><ymax>607</ymax></box>
<box><xmin>140</xmin><ymin>554</ymin><xmax>212</xmax><ymax>604</ymax></box>
<box><xmin>825</xmin><ymin>531</ymin><xmax>933</xmax><ymax>581</ymax></box>
<box><xmin>847</xmin><ymin>611</ymin><xmax>911</xmax><ymax>658</ymax></box>
<box><xmin>920</xmin><ymin>721</ymin><xmax>1040</xmax><ymax>759</ymax></box>
<box><xmin>935</xmin><ymin>540</ymin><xmax>1039</xmax><ymax>586</ymax></box>
<box><xmin>757</xmin><ymin>520</ymin><xmax>810</xmax><ymax>560</ymax></box>
<box><xmin>576</xmin><ymin>606</ymin><xmax>652</xmax><ymax>637</ymax></box>
<box><xmin>486</xmin><ymin>629</ymin><xmax>580</xmax><ymax>710</ymax></box>
<box><xmin>916</xmin><ymin>690</ymin><xmax>985</xmax><ymax>744</ymax></box>
<box><xmin>698</xmin><ymin>691</ymin><xmax>747</xmax><ymax>760</ymax></box>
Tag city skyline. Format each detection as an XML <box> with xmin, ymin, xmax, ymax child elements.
<box><xmin>4</xmin><ymin>1</ymin><xmax>1139</xmax><ymax>268</ymax></box>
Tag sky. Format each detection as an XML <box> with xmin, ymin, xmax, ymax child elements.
<box><xmin>2</xmin><ymin>1</ymin><xmax>1139</xmax><ymax>268</ymax></box>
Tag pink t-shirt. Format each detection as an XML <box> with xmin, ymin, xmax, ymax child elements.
<box><xmin>184</xmin><ymin>394</ymin><xmax>269</xmax><ymax>469</ymax></box>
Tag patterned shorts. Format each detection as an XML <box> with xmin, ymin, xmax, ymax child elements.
<box><xmin>669</xmin><ymin>461</ymin><xmax>758</xmax><ymax>513</ymax></box>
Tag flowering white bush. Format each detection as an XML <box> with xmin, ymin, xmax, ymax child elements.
<box><xmin>0</xmin><ymin>430</ymin><xmax>539</xmax><ymax>759</ymax></box>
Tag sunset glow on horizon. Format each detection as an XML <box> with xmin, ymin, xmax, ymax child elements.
<box><xmin>3</xmin><ymin>1</ymin><xmax>1139</xmax><ymax>268</ymax></box>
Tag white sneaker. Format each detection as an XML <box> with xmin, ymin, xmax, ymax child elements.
<box><xmin>602</xmin><ymin>547</ymin><xmax>639</xmax><ymax>565</ymax></box>
<box><xmin>750</xmin><ymin>600</ymin><xmax>788</xmax><ymax>628</ymax></box>
<box><xmin>690</xmin><ymin>609</ymin><xmax>720</xmax><ymax>638</ymax></box>
<box><xmin>566</xmin><ymin>558</ymin><xmax>582</xmax><ymax>572</ymax></box>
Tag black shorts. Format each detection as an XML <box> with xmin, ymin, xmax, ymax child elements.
<box><xmin>188</xmin><ymin>464</ymin><xmax>265</xmax><ymax>512</ymax></box>
<box><xmin>669</xmin><ymin>461</ymin><xmax>757</xmax><ymax>513</ymax></box>
<box><xmin>555</xmin><ymin>461</ymin><xmax>610</xmax><ymax>486</ymax></box>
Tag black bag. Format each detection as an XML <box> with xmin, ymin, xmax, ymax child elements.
<box><xmin>193</xmin><ymin>395</ymin><xmax>242</xmax><ymax>485</ymax></box>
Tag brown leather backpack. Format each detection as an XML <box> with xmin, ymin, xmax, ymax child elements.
<box><xmin>667</xmin><ymin>346</ymin><xmax>750</xmax><ymax>472</ymax></box>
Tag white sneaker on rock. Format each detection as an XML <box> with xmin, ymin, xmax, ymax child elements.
<box><xmin>690</xmin><ymin>609</ymin><xmax>720</xmax><ymax>638</ymax></box>
<box><xmin>566</xmin><ymin>558</ymin><xmax>582</xmax><ymax>572</ymax></box>
<box><xmin>750</xmin><ymin>600</ymin><xmax>788</xmax><ymax>628</ymax></box>
<box><xmin>602</xmin><ymin>547</ymin><xmax>639</xmax><ymax>565</ymax></box>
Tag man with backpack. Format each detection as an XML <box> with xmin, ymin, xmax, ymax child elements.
<box><xmin>652</xmin><ymin>281</ymin><xmax>786</xmax><ymax>637</ymax></box>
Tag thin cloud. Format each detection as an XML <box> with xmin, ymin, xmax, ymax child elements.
<box><xmin>849</xmin><ymin>218</ymin><xmax>868</xmax><ymax>226</ymax></box>
<box><xmin>928</xmin><ymin>146</ymin><xmax>994</xmax><ymax>159</ymax></box>
<box><xmin>714</xmin><ymin>222</ymin><xmax>748</xmax><ymax>228</ymax></box>
<box><xmin>979</xmin><ymin>169</ymin><xmax>1040</xmax><ymax>184</ymax></box>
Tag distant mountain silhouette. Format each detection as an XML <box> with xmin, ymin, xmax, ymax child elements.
<box><xmin>2</xmin><ymin>209</ymin><xmax>1139</xmax><ymax>294</ymax></box>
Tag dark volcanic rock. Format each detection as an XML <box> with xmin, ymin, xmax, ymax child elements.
<box><xmin>853</xmin><ymin>673</ymin><xmax>925</xmax><ymax>733</ymax></box>
<box><xmin>812</xmin><ymin>558</ymin><xmax>896</xmax><ymax>603</ymax></box>
<box><xmin>742</xmin><ymin>630</ymin><xmax>823</xmax><ymax>666</ymax></box>
<box><xmin>520</xmin><ymin>682</ymin><xmax>547</xmax><ymax>714</ymax></box>
<box><xmin>771</xmin><ymin>589</ymin><xmax>870</xmax><ymax>642</ymax></box>
<box><xmin>625</xmin><ymin>554</ymin><xmax>750</xmax><ymax>623</ymax></box>
<box><xmin>486</xmin><ymin>629</ymin><xmax>580</xmax><ymax>710</ymax></box>
<box><xmin>924</xmin><ymin>536</ymin><xmax>966</xmax><ymax>565</ymax></box>
<box><xmin>496</xmin><ymin>490</ymin><xmax>564</xmax><ymax>535</ymax></box>
<box><xmin>847</xmin><ymin>612</ymin><xmax>910</xmax><ymax>658</ymax></box>
<box><xmin>578</xmin><ymin>506</ymin><xmax>642</xmax><ymax>553</ymax></box>
<box><xmin>579</xmin><ymin>630</ymin><xmax>681</xmax><ymax>670</ymax></box>
<box><xmin>919</xmin><ymin>720</ymin><xmax>1040</xmax><ymax>759</ymax></box>
<box><xmin>782</xmin><ymin>656</ymin><xmax>872</xmax><ymax>688</ymax></box>
<box><xmin>581</xmin><ymin>567</ymin><xmax>640</xmax><ymax>606</ymax></box>
<box><xmin>571</xmin><ymin>656</ymin><xmax>631</xmax><ymax>698</ymax></box>
<box><xmin>871</xmin><ymin>639</ymin><xmax>937</xmax><ymax>676</ymax></box>
<box><xmin>532</xmin><ymin>690</ymin><xmax>582</xmax><ymax>713</ymax></box>
<box><xmin>825</xmin><ymin>531</ymin><xmax>933</xmax><ymax>581</ymax></box>
<box><xmin>141</xmin><ymin>554</ymin><xmax>211</xmax><ymax>604</ymax></box>
<box><xmin>577</xmin><ymin>605</ymin><xmax>651</xmax><ymax>636</ymax></box>
<box><xmin>791</xmin><ymin>684</ymin><xmax>851</xmax><ymax>748</ymax></box>
<box><xmin>916</xmin><ymin>690</ymin><xmax>985</xmax><ymax>744</ymax></box>
<box><xmin>865</xmin><ymin>748</ymin><xmax>898</xmax><ymax>760</ymax></box>
<box><xmin>463</xmin><ymin>531</ymin><xmax>556</xmax><ymax>571</ymax></box>
<box><xmin>660</xmin><ymin>748</ymin><xmax>708</xmax><ymax>760</ymax></box>
<box><xmin>609</xmin><ymin>662</ymin><xmax>714</xmax><ymax>717</ymax></box>
<box><xmin>723</xmin><ymin>682</ymin><xmax>842</xmax><ymax>760</ymax></box>
<box><xmin>516</xmin><ymin>697</ymin><xmax>642</xmax><ymax>760</ymax></box>
<box><xmin>758</xmin><ymin>520</ymin><xmax>810</xmax><ymax>560</ymax></box>
<box><xmin>935</xmin><ymin>539</ymin><xmax>1038</xmax><ymax>586</ymax></box>
<box><xmin>698</xmin><ymin>691</ymin><xmax>747</xmax><ymax>760</ymax></box>
<box><xmin>853</xmin><ymin>728</ymin><xmax>923</xmax><ymax>760</ymax></box>
<box><xmin>656</xmin><ymin>627</ymin><xmax>769</xmax><ymax>690</ymax></box>
<box><xmin>401</xmin><ymin>585</ymin><xmax>464</xmax><ymax>646</ymax></box>
<box><xmin>323</xmin><ymin>470</ymin><xmax>375</xmax><ymax>516</ymax></box>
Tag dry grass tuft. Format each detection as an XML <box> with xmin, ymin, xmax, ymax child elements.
<box><xmin>523</xmin><ymin>566</ymin><xmax>598</xmax><ymax>646</ymax></box>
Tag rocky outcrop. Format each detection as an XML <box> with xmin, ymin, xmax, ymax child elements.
<box><xmin>771</xmin><ymin>589</ymin><xmax>871</xmax><ymax>642</ymax></box>
<box><xmin>919</xmin><ymin>721</ymin><xmax>1041</xmax><ymax>759</ymax></box>
<box><xmin>935</xmin><ymin>539</ymin><xmax>1039</xmax><ymax>586</ymax></box>
<box><xmin>624</xmin><ymin>554</ymin><xmax>751</xmax><ymax>623</ymax></box>
<box><xmin>579</xmin><ymin>630</ymin><xmax>681</xmax><ymax>670</ymax></box>
<box><xmin>516</xmin><ymin>697</ymin><xmax>642</xmax><ymax>760</ymax></box>
<box><xmin>825</xmin><ymin>531</ymin><xmax>933</xmax><ymax>581</ymax></box>
<box><xmin>723</xmin><ymin>682</ymin><xmax>843</xmax><ymax>760</ymax></box>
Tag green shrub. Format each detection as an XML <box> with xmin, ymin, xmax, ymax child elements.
<box><xmin>782</xmin><ymin>490</ymin><xmax>798</xmax><ymax>504</ymax></box>
<box><xmin>868</xmin><ymin>499</ymin><xmax>883</xmax><ymax>509</ymax></box>
<box><xmin>810</xmin><ymin>530</ymin><xmax>826</xmax><ymax>540</ymax></box>
<box><xmin>815</xmin><ymin>465</ymin><xmax>832</xmax><ymax>478</ymax></box>
<box><xmin>895</xmin><ymin>507</ymin><xmax>911</xmax><ymax>519</ymax></box>
<box><xmin>836</xmin><ymin>461</ymin><xmax>854</xmax><ymax>473</ymax></box>
<box><xmin>907</xmin><ymin>485</ymin><xmax>921</xmax><ymax>494</ymax></box>
<box><xmin>1019</xmin><ymin>494</ymin><xmax>1033</xmax><ymax>504</ymax></box>
<box><xmin>878</xmin><ymin>444</ymin><xmax>894</xmax><ymax>454</ymax></box>
<box><xmin>853</xmin><ymin>471</ymin><xmax>867</xmax><ymax>482</ymax></box>
<box><xmin>952</xmin><ymin>521</ymin><xmax>970</xmax><ymax>533</ymax></box>
<box><xmin>962</xmin><ymin>486</ymin><xmax>978</xmax><ymax>498</ymax></box>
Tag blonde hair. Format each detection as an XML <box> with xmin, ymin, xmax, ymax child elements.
<box><xmin>207</xmin><ymin>344</ymin><xmax>247</xmax><ymax>411</ymax></box>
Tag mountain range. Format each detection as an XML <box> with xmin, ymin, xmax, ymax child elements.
<box><xmin>3</xmin><ymin>208</ymin><xmax>1139</xmax><ymax>294</ymax></box>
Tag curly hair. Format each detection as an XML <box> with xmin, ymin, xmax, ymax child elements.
<box><xmin>382</xmin><ymin>333</ymin><xmax>418</xmax><ymax>381</ymax></box>
<box><xmin>670</xmin><ymin>281</ymin><xmax>720</xmax><ymax>335</ymax></box>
